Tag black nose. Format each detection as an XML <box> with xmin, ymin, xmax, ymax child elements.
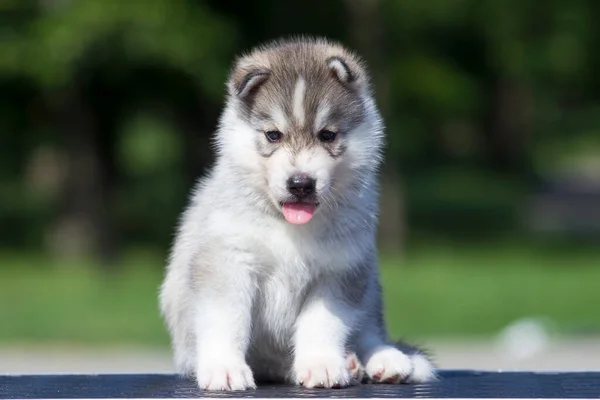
<box><xmin>287</xmin><ymin>174</ymin><xmax>316</xmax><ymax>197</ymax></box>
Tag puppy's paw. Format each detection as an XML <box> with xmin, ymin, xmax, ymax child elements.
<box><xmin>365</xmin><ymin>346</ymin><xmax>436</xmax><ymax>384</ymax></box>
<box><xmin>294</xmin><ymin>352</ymin><xmax>353</xmax><ymax>389</ymax></box>
<box><xmin>346</xmin><ymin>351</ymin><xmax>367</xmax><ymax>383</ymax></box>
<box><xmin>196</xmin><ymin>356</ymin><xmax>256</xmax><ymax>391</ymax></box>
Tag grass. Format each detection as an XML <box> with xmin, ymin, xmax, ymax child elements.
<box><xmin>0</xmin><ymin>251</ymin><xmax>169</xmax><ymax>346</ymax></box>
<box><xmin>380</xmin><ymin>242</ymin><xmax>600</xmax><ymax>340</ymax></box>
<box><xmin>1</xmin><ymin>243</ymin><xmax>599</xmax><ymax>347</ymax></box>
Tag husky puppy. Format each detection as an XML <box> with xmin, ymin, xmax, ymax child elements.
<box><xmin>159</xmin><ymin>36</ymin><xmax>436</xmax><ymax>391</ymax></box>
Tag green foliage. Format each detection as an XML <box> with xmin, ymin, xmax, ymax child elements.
<box><xmin>0</xmin><ymin>0</ymin><xmax>234</xmax><ymax>96</ymax></box>
<box><xmin>118</xmin><ymin>113</ymin><xmax>182</xmax><ymax>176</ymax></box>
<box><xmin>1</xmin><ymin>0</ymin><xmax>599</xmax><ymax>251</ymax></box>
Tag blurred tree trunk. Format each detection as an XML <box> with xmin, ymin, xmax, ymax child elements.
<box><xmin>484</xmin><ymin>77</ymin><xmax>533</xmax><ymax>175</ymax></box>
<box><xmin>345</xmin><ymin>0</ymin><xmax>406</xmax><ymax>256</ymax></box>
<box><xmin>47</xmin><ymin>82</ymin><xmax>119</xmax><ymax>269</ymax></box>
<box><xmin>95</xmin><ymin>108</ymin><xmax>120</xmax><ymax>268</ymax></box>
<box><xmin>179</xmin><ymin>98</ymin><xmax>218</xmax><ymax>187</ymax></box>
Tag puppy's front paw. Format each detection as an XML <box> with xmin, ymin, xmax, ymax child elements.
<box><xmin>365</xmin><ymin>346</ymin><xmax>436</xmax><ymax>384</ymax></box>
<box><xmin>346</xmin><ymin>351</ymin><xmax>367</xmax><ymax>382</ymax></box>
<box><xmin>196</xmin><ymin>357</ymin><xmax>256</xmax><ymax>391</ymax></box>
<box><xmin>294</xmin><ymin>353</ymin><xmax>353</xmax><ymax>389</ymax></box>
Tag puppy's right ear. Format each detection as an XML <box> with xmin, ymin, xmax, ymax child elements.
<box><xmin>230</xmin><ymin>68</ymin><xmax>270</xmax><ymax>99</ymax></box>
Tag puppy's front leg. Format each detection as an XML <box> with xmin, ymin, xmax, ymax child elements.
<box><xmin>193</xmin><ymin>256</ymin><xmax>257</xmax><ymax>391</ymax></box>
<box><xmin>292</xmin><ymin>280</ymin><xmax>360</xmax><ymax>389</ymax></box>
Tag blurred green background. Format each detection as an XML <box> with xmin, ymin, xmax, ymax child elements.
<box><xmin>1</xmin><ymin>0</ymin><xmax>599</xmax><ymax>371</ymax></box>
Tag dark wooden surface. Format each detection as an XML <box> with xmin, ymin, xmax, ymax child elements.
<box><xmin>2</xmin><ymin>370</ymin><xmax>600</xmax><ymax>399</ymax></box>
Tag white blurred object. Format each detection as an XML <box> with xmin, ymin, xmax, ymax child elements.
<box><xmin>496</xmin><ymin>317</ymin><xmax>552</xmax><ymax>361</ymax></box>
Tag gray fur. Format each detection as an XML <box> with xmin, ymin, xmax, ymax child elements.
<box><xmin>231</xmin><ymin>38</ymin><xmax>367</xmax><ymax>162</ymax></box>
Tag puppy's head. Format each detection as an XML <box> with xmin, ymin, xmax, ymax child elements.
<box><xmin>216</xmin><ymin>37</ymin><xmax>384</xmax><ymax>224</ymax></box>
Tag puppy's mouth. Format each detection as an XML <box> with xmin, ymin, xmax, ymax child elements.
<box><xmin>280</xmin><ymin>201</ymin><xmax>319</xmax><ymax>225</ymax></box>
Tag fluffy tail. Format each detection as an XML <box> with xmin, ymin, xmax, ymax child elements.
<box><xmin>347</xmin><ymin>339</ymin><xmax>438</xmax><ymax>384</ymax></box>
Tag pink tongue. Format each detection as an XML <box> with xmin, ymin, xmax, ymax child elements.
<box><xmin>282</xmin><ymin>203</ymin><xmax>316</xmax><ymax>224</ymax></box>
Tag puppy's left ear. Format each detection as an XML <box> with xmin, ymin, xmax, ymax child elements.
<box><xmin>327</xmin><ymin>56</ymin><xmax>367</xmax><ymax>92</ymax></box>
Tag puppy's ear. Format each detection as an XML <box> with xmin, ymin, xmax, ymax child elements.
<box><xmin>327</xmin><ymin>55</ymin><xmax>369</xmax><ymax>93</ymax></box>
<box><xmin>231</xmin><ymin>68</ymin><xmax>270</xmax><ymax>99</ymax></box>
<box><xmin>327</xmin><ymin>56</ymin><xmax>355</xmax><ymax>85</ymax></box>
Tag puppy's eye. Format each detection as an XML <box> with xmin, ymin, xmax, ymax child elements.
<box><xmin>265</xmin><ymin>131</ymin><xmax>282</xmax><ymax>143</ymax></box>
<box><xmin>318</xmin><ymin>129</ymin><xmax>337</xmax><ymax>143</ymax></box>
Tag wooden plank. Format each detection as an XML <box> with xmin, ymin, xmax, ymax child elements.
<box><xmin>2</xmin><ymin>370</ymin><xmax>600</xmax><ymax>399</ymax></box>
